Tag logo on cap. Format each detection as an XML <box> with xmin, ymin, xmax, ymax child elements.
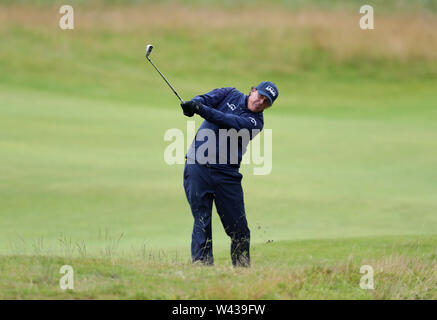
<box><xmin>265</xmin><ymin>85</ymin><xmax>276</xmax><ymax>97</ymax></box>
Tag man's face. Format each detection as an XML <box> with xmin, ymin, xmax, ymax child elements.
<box><xmin>247</xmin><ymin>88</ymin><xmax>271</xmax><ymax>113</ymax></box>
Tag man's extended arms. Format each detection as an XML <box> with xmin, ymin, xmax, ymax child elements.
<box><xmin>181</xmin><ymin>100</ymin><xmax>262</xmax><ymax>131</ymax></box>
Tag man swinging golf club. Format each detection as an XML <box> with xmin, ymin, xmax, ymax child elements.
<box><xmin>145</xmin><ymin>44</ymin><xmax>278</xmax><ymax>267</ymax></box>
<box><xmin>181</xmin><ymin>82</ymin><xmax>278</xmax><ymax>267</ymax></box>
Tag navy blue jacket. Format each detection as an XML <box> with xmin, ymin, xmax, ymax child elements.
<box><xmin>186</xmin><ymin>87</ymin><xmax>264</xmax><ymax>169</ymax></box>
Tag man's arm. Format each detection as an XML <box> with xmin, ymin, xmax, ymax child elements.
<box><xmin>191</xmin><ymin>87</ymin><xmax>234</xmax><ymax>109</ymax></box>
<box><xmin>195</xmin><ymin>103</ymin><xmax>263</xmax><ymax>132</ymax></box>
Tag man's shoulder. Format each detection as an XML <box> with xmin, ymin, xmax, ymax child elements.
<box><xmin>219</xmin><ymin>87</ymin><xmax>247</xmax><ymax>101</ymax></box>
<box><xmin>217</xmin><ymin>87</ymin><xmax>239</xmax><ymax>95</ymax></box>
<box><xmin>220</xmin><ymin>86</ymin><xmax>236</xmax><ymax>90</ymax></box>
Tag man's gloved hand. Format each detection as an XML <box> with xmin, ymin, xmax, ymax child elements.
<box><xmin>181</xmin><ymin>100</ymin><xmax>202</xmax><ymax>117</ymax></box>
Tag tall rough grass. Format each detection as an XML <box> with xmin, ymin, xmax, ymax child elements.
<box><xmin>1</xmin><ymin>236</ymin><xmax>435</xmax><ymax>299</ymax></box>
<box><xmin>0</xmin><ymin>252</ymin><xmax>435</xmax><ymax>299</ymax></box>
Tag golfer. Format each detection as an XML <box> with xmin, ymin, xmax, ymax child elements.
<box><xmin>181</xmin><ymin>81</ymin><xmax>278</xmax><ymax>267</ymax></box>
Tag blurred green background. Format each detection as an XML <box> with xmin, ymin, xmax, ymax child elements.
<box><xmin>0</xmin><ymin>0</ymin><xmax>436</xmax><ymax>256</ymax></box>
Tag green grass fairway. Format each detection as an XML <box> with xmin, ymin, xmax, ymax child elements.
<box><xmin>0</xmin><ymin>2</ymin><xmax>436</xmax><ymax>299</ymax></box>
<box><xmin>1</xmin><ymin>84</ymin><xmax>436</xmax><ymax>254</ymax></box>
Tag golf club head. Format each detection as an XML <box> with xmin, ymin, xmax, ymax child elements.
<box><xmin>145</xmin><ymin>44</ymin><xmax>153</xmax><ymax>59</ymax></box>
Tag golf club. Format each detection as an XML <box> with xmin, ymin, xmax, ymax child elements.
<box><xmin>145</xmin><ymin>44</ymin><xmax>184</xmax><ymax>103</ymax></box>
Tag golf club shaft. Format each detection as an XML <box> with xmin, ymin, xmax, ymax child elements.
<box><xmin>147</xmin><ymin>57</ymin><xmax>184</xmax><ymax>103</ymax></box>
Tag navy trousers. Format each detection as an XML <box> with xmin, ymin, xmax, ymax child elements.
<box><xmin>183</xmin><ymin>162</ymin><xmax>250</xmax><ymax>267</ymax></box>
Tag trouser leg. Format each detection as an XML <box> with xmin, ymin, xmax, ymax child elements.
<box><xmin>183</xmin><ymin>163</ymin><xmax>214</xmax><ymax>265</ymax></box>
<box><xmin>213</xmin><ymin>169</ymin><xmax>250</xmax><ymax>267</ymax></box>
